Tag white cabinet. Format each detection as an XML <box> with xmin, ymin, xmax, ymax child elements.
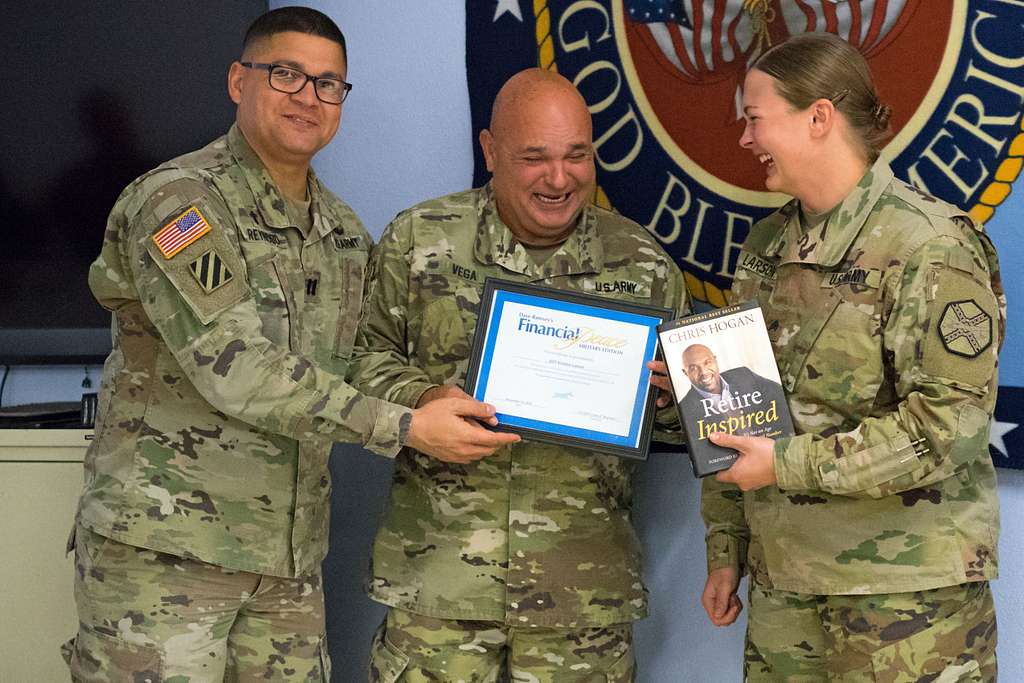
<box><xmin>0</xmin><ymin>429</ymin><xmax>90</xmax><ymax>682</ymax></box>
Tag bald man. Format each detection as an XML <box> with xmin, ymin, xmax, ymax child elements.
<box><xmin>678</xmin><ymin>344</ymin><xmax>785</xmax><ymax>425</ymax></box>
<box><xmin>350</xmin><ymin>68</ymin><xmax>691</xmax><ymax>681</ymax></box>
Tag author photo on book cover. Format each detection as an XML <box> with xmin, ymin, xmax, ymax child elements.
<box><xmin>700</xmin><ymin>32</ymin><xmax>1005</xmax><ymax>681</ymax></box>
<box><xmin>678</xmin><ymin>343</ymin><xmax>783</xmax><ymax>421</ymax></box>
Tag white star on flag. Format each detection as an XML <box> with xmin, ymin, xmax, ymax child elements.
<box><xmin>989</xmin><ymin>419</ymin><xmax>1018</xmax><ymax>458</ymax></box>
<box><xmin>493</xmin><ymin>0</ymin><xmax>524</xmax><ymax>22</ymax></box>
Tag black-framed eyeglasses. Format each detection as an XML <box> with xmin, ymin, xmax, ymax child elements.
<box><xmin>240</xmin><ymin>62</ymin><xmax>352</xmax><ymax>105</ymax></box>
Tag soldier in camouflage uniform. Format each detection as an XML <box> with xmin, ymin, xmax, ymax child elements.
<box><xmin>65</xmin><ymin>8</ymin><xmax>516</xmax><ymax>682</ymax></box>
<box><xmin>701</xmin><ymin>34</ymin><xmax>1003</xmax><ymax>681</ymax></box>
<box><xmin>349</xmin><ymin>69</ymin><xmax>691</xmax><ymax>682</ymax></box>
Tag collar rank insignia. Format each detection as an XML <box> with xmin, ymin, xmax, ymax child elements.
<box><xmin>189</xmin><ymin>249</ymin><xmax>233</xmax><ymax>293</ymax></box>
<box><xmin>939</xmin><ymin>299</ymin><xmax>992</xmax><ymax>358</ymax></box>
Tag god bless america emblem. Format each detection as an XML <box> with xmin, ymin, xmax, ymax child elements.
<box><xmin>467</xmin><ymin>1</ymin><xmax>1024</xmax><ymax>306</ymax></box>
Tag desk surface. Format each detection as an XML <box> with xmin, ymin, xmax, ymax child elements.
<box><xmin>0</xmin><ymin>429</ymin><xmax>92</xmax><ymax>461</ymax></box>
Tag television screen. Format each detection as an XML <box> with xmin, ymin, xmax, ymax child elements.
<box><xmin>0</xmin><ymin>1</ymin><xmax>267</xmax><ymax>364</ymax></box>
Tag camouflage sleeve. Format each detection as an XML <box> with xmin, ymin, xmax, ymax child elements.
<box><xmin>349</xmin><ymin>212</ymin><xmax>438</xmax><ymax>407</ymax></box>
<box><xmin>122</xmin><ymin>175</ymin><xmax>409</xmax><ymax>457</ymax></box>
<box><xmin>774</xmin><ymin>235</ymin><xmax>1002</xmax><ymax>498</ymax></box>
<box><xmin>652</xmin><ymin>264</ymin><xmax>692</xmax><ymax>442</ymax></box>
<box><xmin>701</xmin><ymin>476</ymin><xmax>748</xmax><ymax>574</ymax></box>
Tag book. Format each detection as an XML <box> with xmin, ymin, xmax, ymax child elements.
<box><xmin>658</xmin><ymin>300</ymin><xmax>794</xmax><ymax>477</ymax></box>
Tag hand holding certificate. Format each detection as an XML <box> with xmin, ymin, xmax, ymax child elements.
<box><xmin>464</xmin><ymin>279</ymin><xmax>671</xmax><ymax>459</ymax></box>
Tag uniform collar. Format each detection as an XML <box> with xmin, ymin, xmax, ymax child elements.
<box><xmin>227</xmin><ymin>124</ymin><xmax>335</xmax><ymax>240</ymax></box>
<box><xmin>764</xmin><ymin>158</ymin><xmax>893</xmax><ymax>267</ymax></box>
<box><xmin>472</xmin><ymin>183</ymin><xmax>604</xmax><ymax>280</ymax></box>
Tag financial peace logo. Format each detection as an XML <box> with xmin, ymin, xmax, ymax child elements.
<box><xmin>467</xmin><ymin>0</ymin><xmax>1024</xmax><ymax>306</ymax></box>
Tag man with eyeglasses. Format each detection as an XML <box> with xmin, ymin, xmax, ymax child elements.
<box><xmin>64</xmin><ymin>7</ymin><xmax>517</xmax><ymax>681</ymax></box>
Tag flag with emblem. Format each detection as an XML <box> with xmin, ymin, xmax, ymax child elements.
<box><xmin>153</xmin><ymin>206</ymin><xmax>210</xmax><ymax>259</ymax></box>
<box><xmin>189</xmin><ymin>249</ymin><xmax>233</xmax><ymax>293</ymax></box>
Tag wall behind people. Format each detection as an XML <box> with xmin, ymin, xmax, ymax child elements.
<box><xmin>291</xmin><ymin>3</ymin><xmax>1024</xmax><ymax>682</ymax></box>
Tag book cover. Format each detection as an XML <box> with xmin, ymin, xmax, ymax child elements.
<box><xmin>658</xmin><ymin>300</ymin><xmax>794</xmax><ymax>477</ymax></box>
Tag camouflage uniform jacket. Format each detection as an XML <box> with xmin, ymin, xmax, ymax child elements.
<box><xmin>78</xmin><ymin>124</ymin><xmax>410</xmax><ymax>578</ymax></box>
<box><xmin>350</xmin><ymin>185</ymin><xmax>690</xmax><ymax>628</ymax></box>
<box><xmin>703</xmin><ymin>160</ymin><xmax>1004</xmax><ymax>595</ymax></box>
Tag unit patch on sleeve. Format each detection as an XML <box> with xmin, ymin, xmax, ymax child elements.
<box><xmin>939</xmin><ymin>299</ymin><xmax>992</xmax><ymax>358</ymax></box>
<box><xmin>189</xmin><ymin>249</ymin><xmax>234</xmax><ymax>293</ymax></box>
<box><xmin>153</xmin><ymin>206</ymin><xmax>211</xmax><ymax>259</ymax></box>
<box><xmin>922</xmin><ymin>267</ymin><xmax>998</xmax><ymax>387</ymax></box>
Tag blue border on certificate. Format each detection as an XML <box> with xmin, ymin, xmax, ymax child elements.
<box><xmin>473</xmin><ymin>290</ymin><xmax>662</xmax><ymax>448</ymax></box>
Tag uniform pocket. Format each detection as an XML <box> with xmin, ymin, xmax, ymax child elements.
<box><xmin>367</xmin><ymin>623</ymin><xmax>410</xmax><ymax>683</ymax></box>
<box><xmin>74</xmin><ymin>526</ymin><xmax>112</xmax><ymax>578</ymax></box>
<box><xmin>416</xmin><ymin>296</ymin><xmax>472</xmax><ymax>367</ymax></box>
<box><xmin>867</xmin><ymin>583</ymin><xmax>992</xmax><ymax>683</ymax></box>
<box><xmin>770</xmin><ymin>287</ymin><xmax>841</xmax><ymax>392</ymax></box>
<box><xmin>870</xmin><ymin>632</ymin><xmax>982</xmax><ymax>682</ymax></box>
<box><xmin>333</xmin><ymin>253</ymin><xmax>366</xmax><ymax>359</ymax></box>
<box><xmin>66</xmin><ymin>627</ymin><xmax>163</xmax><ymax>683</ymax></box>
<box><xmin>249</xmin><ymin>256</ymin><xmax>293</xmax><ymax>349</ymax></box>
<box><xmin>604</xmin><ymin>646</ymin><xmax>636</xmax><ymax>682</ymax></box>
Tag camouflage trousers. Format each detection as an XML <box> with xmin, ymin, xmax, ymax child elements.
<box><xmin>744</xmin><ymin>580</ymin><xmax>997</xmax><ymax>682</ymax></box>
<box><xmin>63</xmin><ymin>525</ymin><xmax>330</xmax><ymax>682</ymax></box>
<box><xmin>367</xmin><ymin>608</ymin><xmax>635</xmax><ymax>682</ymax></box>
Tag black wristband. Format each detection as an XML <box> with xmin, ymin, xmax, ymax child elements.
<box><xmin>398</xmin><ymin>410</ymin><xmax>413</xmax><ymax>446</ymax></box>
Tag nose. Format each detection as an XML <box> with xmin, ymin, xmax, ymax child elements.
<box><xmin>545</xmin><ymin>160</ymin><xmax>568</xmax><ymax>189</ymax></box>
<box><xmin>291</xmin><ymin>79</ymin><xmax>319</xmax><ymax>106</ymax></box>
<box><xmin>739</xmin><ymin>121</ymin><xmax>753</xmax><ymax>149</ymax></box>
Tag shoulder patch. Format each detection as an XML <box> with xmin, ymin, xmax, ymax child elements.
<box><xmin>921</xmin><ymin>267</ymin><xmax>998</xmax><ymax>388</ymax></box>
<box><xmin>152</xmin><ymin>206</ymin><xmax>211</xmax><ymax>258</ymax></box>
<box><xmin>189</xmin><ymin>249</ymin><xmax>234</xmax><ymax>293</ymax></box>
<box><xmin>938</xmin><ymin>299</ymin><xmax>992</xmax><ymax>358</ymax></box>
<box><xmin>143</xmin><ymin>198</ymin><xmax>248</xmax><ymax>326</ymax></box>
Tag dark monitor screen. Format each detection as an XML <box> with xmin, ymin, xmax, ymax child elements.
<box><xmin>0</xmin><ymin>1</ymin><xmax>267</xmax><ymax>365</ymax></box>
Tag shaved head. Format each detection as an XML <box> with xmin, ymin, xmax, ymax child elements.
<box><xmin>479</xmin><ymin>68</ymin><xmax>596</xmax><ymax>246</ymax></box>
<box><xmin>488</xmin><ymin>68</ymin><xmax>589</xmax><ymax>138</ymax></box>
<box><xmin>683</xmin><ymin>344</ymin><xmax>722</xmax><ymax>394</ymax></box>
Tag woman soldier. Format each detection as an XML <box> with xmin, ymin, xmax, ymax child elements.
<box><xmin>701</xmin><ymin>32</ymin><xmax>1004</xmax><ymax>681</ymax></box>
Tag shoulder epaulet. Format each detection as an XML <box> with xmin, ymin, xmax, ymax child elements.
<box><xmin>742</xmin><ymin>201</ymin><xmax>793</xmax><ymax>254</ymax></box>
<box><xmin>400</xmin><ymin>188</ymin><xmax>480</xmax><ymax>224</ymax></box>
<box><xmin>888</xmin><ymin>179</ymin><xmax>960</xmax><ymax>220</ymax></box>
<box><xmin>590</xmin><ymin>203</ymin><xmax>647</xmax><ymax>235</ymax></box>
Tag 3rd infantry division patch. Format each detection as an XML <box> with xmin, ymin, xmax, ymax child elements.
<box><xmin>189</xmin><ymin>249</ymin><xmax>233</xmax><ymax>293</ymax></box>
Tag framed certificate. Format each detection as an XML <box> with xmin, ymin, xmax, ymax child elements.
<box><xmin>464</xmin><ymin>278</ymin><xmax>672</xmax><ymax>459</ymax></box>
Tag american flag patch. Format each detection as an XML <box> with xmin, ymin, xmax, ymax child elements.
<box><xmin>152</xmin><ymin>206</ymin><xmax>211</xmax><ymax>259</ymax></box>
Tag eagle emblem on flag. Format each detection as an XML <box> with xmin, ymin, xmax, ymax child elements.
<box><xmin>467</xmin><ymin>0</ymin><xmax>1024</xmax><ymax>468</ymax></box>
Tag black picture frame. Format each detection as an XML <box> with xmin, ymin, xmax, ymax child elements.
<box><xmin>464</xmin><ymin>278</ymin><xmax>672</xmax><ymax>460</ymax></box>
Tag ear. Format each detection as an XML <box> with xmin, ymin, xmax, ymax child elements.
<box><xmin>227</xmin><ymin>61</ymin><xmax>246</xmax><ymax>105</ymax></box>
<box><xmin>808</xmin><ymin>98</ymin><xmax>835</xmax><ymax>139</ymax></box>
<box><xmin>479</xmin><ymin>129</ymin><xmax>496</xmax><ymax>172</ymax></box>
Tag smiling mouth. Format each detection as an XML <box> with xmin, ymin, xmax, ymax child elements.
<box><xmin>284</xmin><ymin>114</ymin><xmax>317</xmax><ymax>127</ymax></box>
<box><xmin>534</xmin><ymin>192</ymin><xmax>572</xmax><ymax>206</ymax></box>
<box><xmin>758</xmin><ymin>153</ymin><xmax>775</xmax><ymax>169</ymax></box>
